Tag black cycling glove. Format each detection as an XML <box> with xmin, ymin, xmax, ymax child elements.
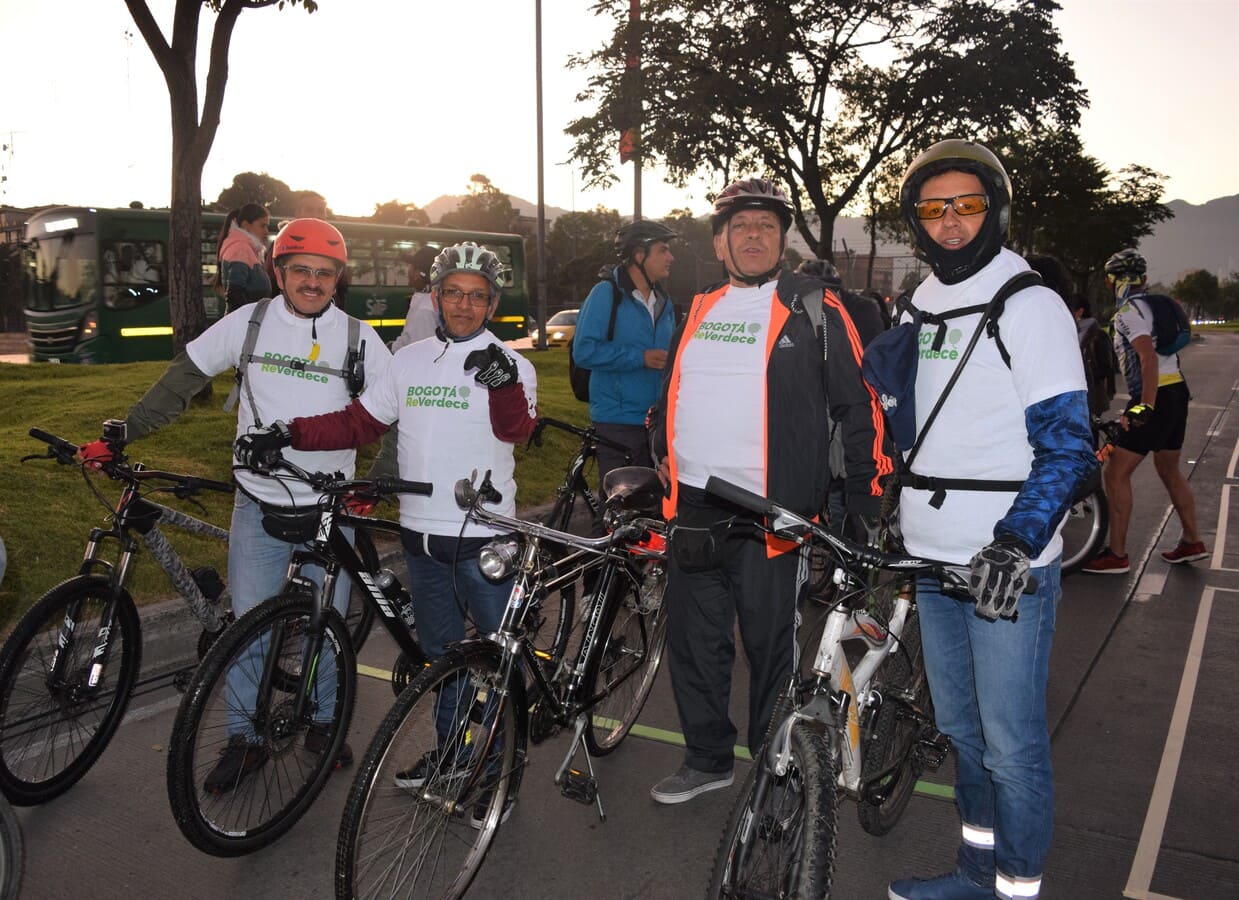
<box><xmin>235</xmin><ymin>421</ymin><xmax>292</xmax><ymax>471</ymax></box>
<box><xmin>464</xmin><ymin>344</ymin><xmax>518</xmax><ymax>390</ymax></box>
<box><xmin>967</xmin><ymin>535</ymin><xmax>1031</xmax><ymax>621</ymax></box>
<box><xmin>1126</xmin><ymin>402</ymin><xmax>1154</xmax><ymax>427</ymax></box>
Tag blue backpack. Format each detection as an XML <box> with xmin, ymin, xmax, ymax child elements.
<box><xmin>1132</xmin><ymin>293</ymin><xmax>1191</xmax><ymax>355</ymax></box>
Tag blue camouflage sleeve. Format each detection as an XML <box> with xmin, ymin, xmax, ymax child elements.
<box><xmin>993</xmin><ymin>390</ymin><xmax>1097</xmax><ymax>557</ymax></box>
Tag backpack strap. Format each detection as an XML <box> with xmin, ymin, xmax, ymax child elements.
<box><xmin>224</xmin><ymin>298</ymin><xmax>365</xmax><ymax>428</ymax></box>
<box><xmin>607</xmin><ymin>280</ymin><xmax>622</xmax><ymax>341</ymax></box>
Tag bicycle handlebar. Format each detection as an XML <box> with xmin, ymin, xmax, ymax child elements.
<box><xmin>529</xmin><ymin>417</ymin><xmax>632</xmax><ymax>455</ymax></box>
<box><xmin>26</xmin><ymin>428</ymin><xmax>234</xmax><ymax>496</ymax></box>
<box><xmin>241</xmin><ymin>455</ymin><xmax>432</xmax><ymax>499</ymax></box>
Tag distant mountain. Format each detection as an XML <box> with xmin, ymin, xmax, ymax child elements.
<box><xmin>1138</xmin><ymin>194</ymin><xmax>1239</xmax><ymax>284</ymax></box>
<box><xmin>423</xmin><ymin>194</ymin><xmax>571</xmax><ymax>225</ymax></box>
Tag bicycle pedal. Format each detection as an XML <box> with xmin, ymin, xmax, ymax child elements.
<box><xmin>915</xmin><ymin>728</ymin><xmax>951</xmax><ymax>770</ymax></box>
<box><xmin>560</xmin><ymin>768</ymin><xmax>598</xmax><ymax>805</ymax></box>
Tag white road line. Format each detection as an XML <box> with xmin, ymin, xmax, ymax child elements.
<box><xmin>1212</xmin><ymin>484</ymin><xmax>1231</xmax><ymax>571</ymax></box>
<box><xmin>1205</xmin><ymin>410</ymin><xmax>1224</xmax><ymax>437</ymax></box>
<box><xmin>1228</xmin><ymin>432</ymin><xmax>1239</xmax><ymax>480</ymax></box>
<box><xmin>1133</xmin><ymin>569</ymin><xmax>1167</xmax><ymax>603</ymax></box>
<box><xmin>1123</xmin><ymin>586</ymin><xmax>1235</xmax><ymax>900</ymax></box>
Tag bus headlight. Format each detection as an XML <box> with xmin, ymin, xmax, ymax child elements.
<box><xmin>79</xmin><ymin>313</ymin><xmax>99</xmax><ymax>341</ymax></box>
<box><xmin>477</xmin><ymin>538</ymin><xmax>521</xmax><ymax>582</ymax></box>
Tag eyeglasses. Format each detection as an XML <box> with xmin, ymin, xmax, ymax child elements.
<box><xmin>913</xmin><ymin>193</ymin><xmax>989</xmax><ymax>220</ymax></box>
<box><xmin>439</xmin><ymin>288</ymin><xmax>493</xmax><ymax>307</ymax></box>
<box><xmin>283</xmin><ymin>264</ymin><xmax>339</xmax><ymax>281</ymax></box>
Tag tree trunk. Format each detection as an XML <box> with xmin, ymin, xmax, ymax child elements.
<box><xmin>169</xmin><ymin>135</ymin><xmax>206</xmax><ymax>356</ymax></box>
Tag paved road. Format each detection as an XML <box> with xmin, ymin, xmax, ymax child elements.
<box><xmin>9</xmin><ymin>333</ymin><xmax>1239</xmax><ymax>899</ymax></box>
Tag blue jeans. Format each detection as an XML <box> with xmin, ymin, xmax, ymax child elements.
<box><xmin>404</xmin><ymin>535</ymin><xmax>511</xmax><ymax>746</ymax></box>
<box><xmin>225</xmin><ymin>493</ymin><xmax>354</xmax><ymax>738</ymax></box>
<box><xmin>916</xmin><ymin>559</ymin><xmax>1060</xmax><ymax>887</ymax></box>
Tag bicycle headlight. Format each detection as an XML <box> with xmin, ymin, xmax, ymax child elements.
<box><xmin>478</xmin><ymin>538</ymin><xmax>521</xmax><ymax>582</ymax></box>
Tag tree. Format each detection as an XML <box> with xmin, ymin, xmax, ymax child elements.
<box><xmin>544</xmin><ymin>206</ymin><xmax>625</xmax><ymax>305</ymax></box>
<box><xmin>215</xmin><ymin>171</ymin><xmax>296</xmax><ymax>214</ymax></box>
<box><xmin>568</xmin><ymin>0</ymin><xmax>1083</xmax><ymax>258</ymax></box>
<box><xmin>437</xmin><ymin>174</ymin><xmax>520</xmax><ymax>234</ymax></box>
<box><xmin>371</xmin><ymin>200</ymin><xmax>430</xmax><ymax>227</ymax></box>
<box><xmin>1218</xmin><ymin>275</ymin><xmax>1239</xmax><ymax>323</ymax></box>
<box><xmin>124</xmin><ymin>0</ymin><xmax>317</xmax><ymax>354</ymax></box>
<box><xmin>1172</xmin><ymin>269</ymin><xmax>1220</xmax><ymax>322</ymax></box>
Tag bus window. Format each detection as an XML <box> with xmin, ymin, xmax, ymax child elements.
<box><xmin>102</xmin><ymin>240</ymin><xmax>166</xmax><ymax>309</ymax></box>
<box><xmin>24</xmin><ymin>234</ymin><xmax>98</xmax><ymax>311</ymax></box>
<box><xmin>349</xmin><ymin>242</ymin><xmax>378</xmax><ymax>287</ymax></box>
<box><xmin>488</xmin><ymin>244</ymin><xmax>515</xmax><ymax>287</ymax></box>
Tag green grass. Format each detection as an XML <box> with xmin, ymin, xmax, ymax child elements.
<box><xmin>0</xmin><ymin>346</ymin><xmax>588</xmax><ymax>630</ymax></box>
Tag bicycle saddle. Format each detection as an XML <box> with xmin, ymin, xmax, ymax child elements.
<box><xmin>602</xmin><ymin>466</ymin><xmax>663</xmax><ymax>513</ymax></box>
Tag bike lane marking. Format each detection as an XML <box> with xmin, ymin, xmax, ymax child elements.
<box><xmin>1122</xmin><ymin>585</ymin><xmax>1236</xmax><ymax>900</ymax></box>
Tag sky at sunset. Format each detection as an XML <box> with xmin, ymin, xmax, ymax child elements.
<box><xmin>1</xmin><ymin>0</ymin><xmax>1236</xmax><ymax>221</ymax></box>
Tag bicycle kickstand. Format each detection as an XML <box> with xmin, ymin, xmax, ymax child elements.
<box><xmin>553</xmin><ymin>713</ymin><xmax>606</xmax><ymax>821</ymax></box>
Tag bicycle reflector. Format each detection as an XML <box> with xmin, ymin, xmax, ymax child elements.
<box><xmin>478</xmin><ymin>538</ymin><xmax>521</xmax><ymax>582</ymax></box>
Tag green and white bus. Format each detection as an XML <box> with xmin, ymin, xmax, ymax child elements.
<box><xmin>21</xmin><ymin>206</ymin><xmax>529</xmax><ymax>363</ymax></box>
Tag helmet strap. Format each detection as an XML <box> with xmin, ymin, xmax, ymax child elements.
<box><xmin>722</xmin><ymin>225</ymin><xmax>786</xmax><ymax>287</ymax></box>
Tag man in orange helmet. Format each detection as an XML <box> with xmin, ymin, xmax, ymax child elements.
<box><xmin>80</xmin><ymin>218</ymin><xmax>392</xmax><ymax>791</ymax></box>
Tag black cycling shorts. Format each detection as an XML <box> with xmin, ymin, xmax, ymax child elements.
<box><xmin>1115</xmin><ymin>380</ymin><xmax>1190</xmax><ymax>455</ymax></box>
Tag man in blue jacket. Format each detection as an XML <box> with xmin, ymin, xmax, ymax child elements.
<box><xmin>572</xmin><ymin>221</ymin><xmax>678</xmax><ymax>487</ymax></box>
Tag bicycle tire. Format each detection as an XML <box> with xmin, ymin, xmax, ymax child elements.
<box><xmin>708</xmin><ymin>721</ymin><xmax>838</xmax><ymax>899</ymax></box>
<box><xmin>166</xmin><ymin>592</ymin><xmax>356</xmax><ymax>856</ymax></box>
<box><xmin>336</xmin><ymin>645</ymin><xmax>518</xmax><ymax>900</ymax></box>
<box><xmin>0</xmin><ymin>793</ymin><xmax>23</xmax><ymax>899</ymax></box>
<box><xmin>0</xmin><ymin>575</ymin><xmax>142</xmax><ymax>805</ymax></box>
<box><xmin>583</xmin><ymin>561</ymin><xmax>668</xmax><ymax>756</ymax></box>
<box><xmin>346</xmin><ymin>529</ymin><xmax>379</xmax><ymax>651</ymax></box>
<box><xmin>1059</xmin><ymin>488</ymin><xmax>1108</xmax><ymax>575</ymax></box>
<box><xmin>857</xmin><ymin>601</ymin><xmax>931</xmax><ymax>836</ymax></box>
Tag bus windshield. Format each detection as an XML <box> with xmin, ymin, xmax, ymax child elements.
<box><xmin>24</xmin><ymin>231</ymin><xmax>98</xmax><ymax>311</ymax></box>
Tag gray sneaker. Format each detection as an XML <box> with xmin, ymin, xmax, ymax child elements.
<box><xmin>649</xmin><ymin>765</ymin><xmax>734</xmax><ymax>804</ymax></box>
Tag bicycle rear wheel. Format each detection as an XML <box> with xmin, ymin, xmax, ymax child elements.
<box><xmin>583</xmin><ymin>561</ymin><xmax>667</xmax><ymax>756</ymax></box>
<box><xmin>166</xmin><ymin>592</ymin><xmax>356</xmax><ymax>856</ymax></box>
<box><xmin>336</xmin><ymin>645</ymin><xmax>518</xmax><ymax>900</ymax></box>
<box><xmin>708</xmin><ymin>721</ymin><xmax>838</xmax><ymax>899</ymax></box>
<box><xmin>1059</xmin><ymin>488</ymin><xmax>1108</xmax><ymax>575</ymax></box>
<box><xmin>0</xmin><ymin>575</ymin><xmax>141</xmax><ymax>805</ymax></box>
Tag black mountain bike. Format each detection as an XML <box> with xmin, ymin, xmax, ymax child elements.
<box><xmin>165</xmin><ymin>457</ymin><xmax>431</xmax><ymax>857</ymax></box>
<box><xmin>335</xmin><ymin>466</ymin><xmax>668</xmax><ymax>900</ymax></box>
<box><xmin>529</xmin><ymin>417</ymin><xmax>632</xmax><ymax>533</ymax></box>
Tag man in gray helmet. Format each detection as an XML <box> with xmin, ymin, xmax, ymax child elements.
<box><xmin>572</xmin><ymin>220</ymin><xmax>678</xmax><ymax>487</ymax></box>
<box><xmin>883</xmin><ymin>140</ymin><xmax>1095</xmax><ymax>900</ymax></box>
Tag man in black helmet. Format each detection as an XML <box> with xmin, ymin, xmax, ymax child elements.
<box><xmin>572</xmin><ymin>220</ymin><xmax>678</xmax><ymax>487</ymax></box>
<box><xmin>646</xmin><ymin>177</ymin><xmax>891</xmax><ymax>804</ymax></box>
<box><xmin>884</xmin><ymin>141</ymin><xmax>1095</xmax><ymax>900</ymax></box>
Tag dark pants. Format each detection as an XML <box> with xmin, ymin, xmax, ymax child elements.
<box><xmin>665</xmin><ymin>489</ymin><xmax>808</xmax><ymax>773</ymax></box>
<box><xmin>593</xmin><ymin>421</ymin><xmax>653</xmax><ymax>495</ymax></box>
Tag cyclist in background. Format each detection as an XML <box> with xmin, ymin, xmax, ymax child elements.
<box><xmin>81</xmin><ymin>219</ymin><xmax>391</xmax><ymax>789</ymax></box>
<box><xmin>647</xmin><ymin>178</ymin><xmax>888</xmax><ymax>805</ymax></box>
<box><xmin>572</xmin><ymin>221</ymin><xmax>678</xmax><ymax>489</ymax></box>
<box><xmin>886</xmin><ymin>140</ymin><xmax>1094</xmax><ymax>900</ymax></box>
<box><xmin>1082</xmin><ymin>249</ymin><xmax>1207</xmax><ymax>573</ymax></box>
<box><xmin>236</xmin><ymin>242</ymin><xmax>537</xmax><ymax>828</ymax></box>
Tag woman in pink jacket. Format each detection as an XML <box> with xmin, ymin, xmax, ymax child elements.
<box><xmin>216</xmin><ymin>203</ymin><xmax>272</xmax><ymax>312</ymax></box>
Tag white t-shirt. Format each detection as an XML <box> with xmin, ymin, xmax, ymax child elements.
<box><xmin>672</xmin><ymin>282</ymin><xmax>776</xmax><ymax>494</ymax></box>
<box><xmin>900</xmin><ymin>249</ymin><xmax>1086</xmax><ymax>565</ymax></box>
<box><xmin>359</xmin><ymin>331</ymin><xmax>537</xmax><ymax>536</ymax></box>
<box><xmin>1112</xmin><ymin>294</ymin><xmax>1184</xmax><ymax>398</ymax></box>
<box><xmin>187</xmin><ymin>298</ymin><xmax>392</xmax><ymax>505</ymax></box>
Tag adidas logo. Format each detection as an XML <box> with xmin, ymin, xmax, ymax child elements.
<box><xmin>777</xmin><ymin>335</ymin><xmax>795</xmax><ymax>349</ymax></box>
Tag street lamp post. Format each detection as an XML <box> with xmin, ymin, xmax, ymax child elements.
<box><xmin>533</xmin><ymin>0</ymin><xmax>548</xmax><ymax>351</ymax></box>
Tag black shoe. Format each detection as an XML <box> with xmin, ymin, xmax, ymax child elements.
<box><xmin>305</xmin><ymin>724</ymin><xmax>353</xmax><ymax>768</ymax></box>
<box><xmin>469</xmin><ymin>784</ymin><xmax>514</xmax><ymax>830</ymax></box>
<box><xmin>394</xmin><ymin>747</ymin><xmax>469</xmax><ymax>790</ymax></box>
<box><xmin>203</xmin><ymin>735</ymin><xmax>268</xmax><ymax>795</ymax></box>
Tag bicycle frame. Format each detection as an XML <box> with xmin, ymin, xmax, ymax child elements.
<box><xmin>530</xmin><ymin>417</ymin><xmax>633</xmax><ymax>530</ymax></box>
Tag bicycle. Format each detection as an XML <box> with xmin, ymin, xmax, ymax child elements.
<box><xmin>165</xmin><ymin>456</ymin><xmax>432</xmax><ymax>857</ymax></box>
<box><xmin>0</xmin><ymin>425</ymin><xmax>235</xmax><ymax>805</ymax></box>
<box><xmin>335</xmin><ymin>465</ymin><xmax>668</xmax><ymax>900</ymax></box>
<box><xmin>704</xmin><ymin>475</ymin><xmax>979</xmax><ymax>900</ymax></box>
<box><xmin>0</xmin><ymin>792</ymin><xmax>22</xmax><ymax>899</ymax></box>
<box><xmin>1059</xmin><ymin>417</ymin><xmax>1122</xmax><ymax>575</ymax></box>
<box><xmin>528</xmin><ymin>416</ymin><xmax>632</xmax><ymax>533</ymax></box>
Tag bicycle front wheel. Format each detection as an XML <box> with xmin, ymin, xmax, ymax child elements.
<box><xmin>583</xmin><ymin>561</ymin><xmax>668</xmax><ymax>756</ymax></box>
<box><xmin>337</xmin><ymin>645</ymin><xmax>518</xmax><ymax>900</ymax></box>
<box><xmin>166</xmin><ymin>592</ymin><xmax>356</xmax><ymax>856</ymax></box>
<box><xmin>708</xmin><ymin>721</ymin><xmax>838</xmax><ymax>899</ymax></box>
<box><xmin>1059</xmin><ymin>488</ymin><xmax>1108</xmax><ymax>575</ymax></box>
<box><xmin>0</xmin><ymin>576</ymin><xmax>141</xmax><ymax>805</ymax></box>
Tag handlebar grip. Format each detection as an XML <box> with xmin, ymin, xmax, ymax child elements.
<box><xmin>704</xmin><ymin>476</ymin><xmax>778</xmax><ymax>518</ymax></box>
<box><xmin>376</xmin><ymin>477</ymin><xmax>433</xmax><ymax>497</ymax></box>
<box><xmin>29</xmin><ymin>427</ymin><xmax>67</xmax><ymax>448</ymax></box>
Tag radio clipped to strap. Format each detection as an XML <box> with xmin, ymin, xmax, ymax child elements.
<box><xmin>223</xmin><ymin>298</ymin><xmax>365</xmax><ymax>428</ymax></box>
